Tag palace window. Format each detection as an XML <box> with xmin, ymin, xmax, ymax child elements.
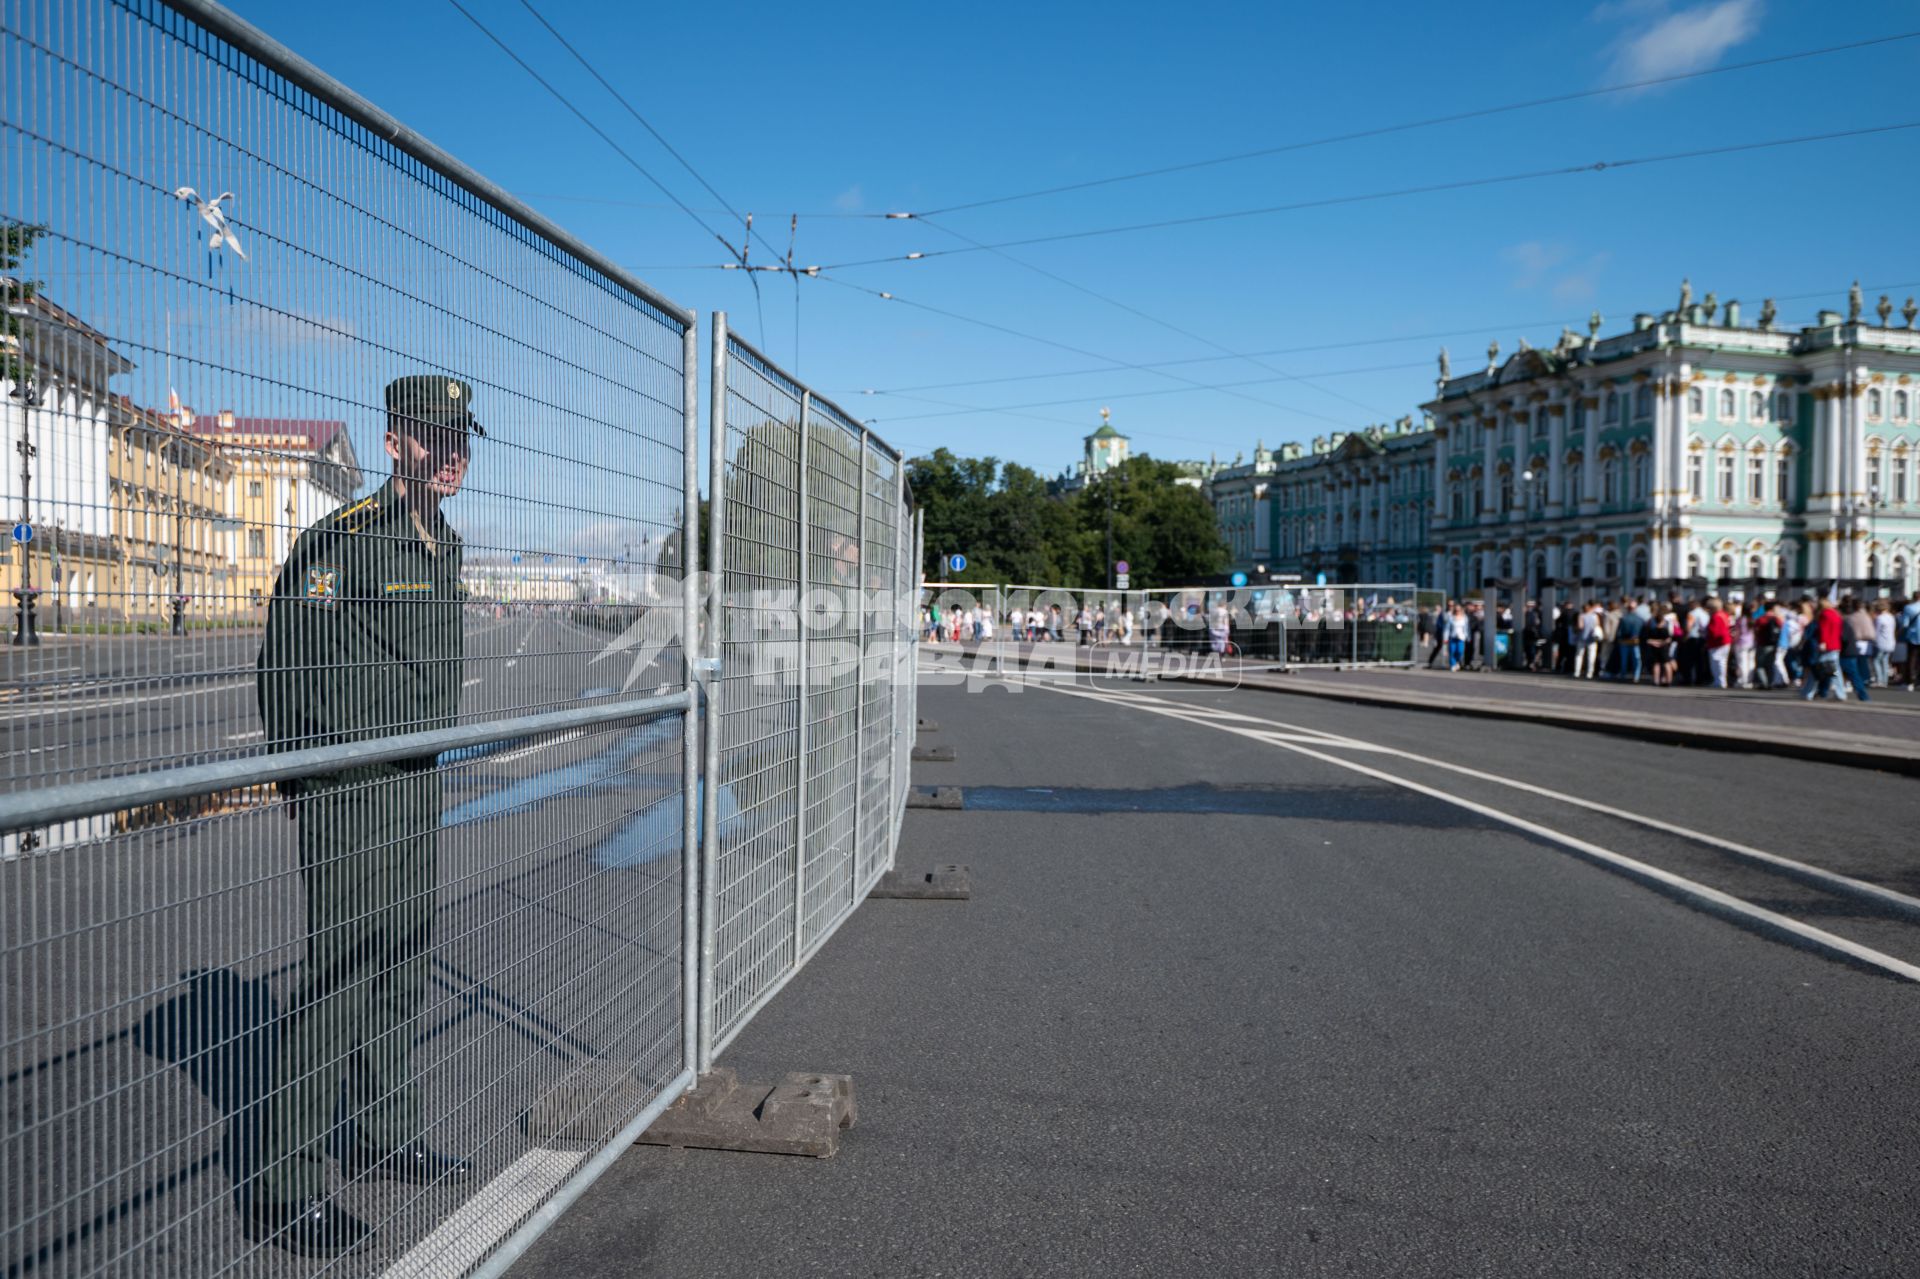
<box><xmin>1688</xmin><ymin>387</ymin><xmax>1705</xmax><ymax>417</ymax></box>
<box><xmin>1868</xmin><ymin>453</ymin><xmax>1884</xmax><ymax>497</ymax></box>
<box><xmin>1896</xmin><ymin>390</ymin><xmax>1911</xmax><ymax>420</ymax></box>
<box><xmin>1631</xmin><ymin>453</ymin><xmax>1650</xmax><ymax>503</ymax></box>
<box><xmin>1635</xmin><ymin>386</ymin><xmax>1652</xmax><ymax>419</ymax></box>
<box><xmin>1747</xmin><ymin>454</ymin><xmax>1766</xmax><ymax>503</ymax></box>
<box><xmin>1776</xmin><ymin>455</ymin><xmax>1791</xmax><ymax>505</ymax></box>
<box><xmin>1749</xmin><ymin>391</ymin><xmax>1765</xmax><ymax>421</ymax></box>
<box><xmin>1605</xmin><ymin>391</ymin><xmax>1620</xmax><ymax>424</ymax></box>
<box><xmin>1774</xmin><ymin>391</ymin><xmax>1793</xmax><ymax>421</ymax></box>
<box><xmin>1687</xmin><ymin>454</ymin><xmax>1705</xmax><ymax>501</ymax></box>
<box><xmin>247</xmin><ymin>528</ymin><xmax>266</xmax><ymax>558</ymax></box>
<box><xmin>1716</xmin><ymin>454</ymin><xmax>1736</xmax><ymax>503</ymax></box>
<box><xmin>1718</xmin><ymin>389</ymin><xmax>1736</xmax><ymax>420</ymax></box>
<box><xmin>1867</xmin><ymin>389</ymin><xmax>1884</xmax><ymax>419</ymax></box>
<box><xmin>1602</xmin><ymin>459</ymin><xmax>1620</xmax><ymax>506</ymax></box>
<box><xmin>1897</xmin><ymin>457</ymin><xmax>1911</xmax><ymax>505</ymax></box>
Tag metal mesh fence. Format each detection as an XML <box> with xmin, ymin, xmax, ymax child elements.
<box><xmin>3</xmin><ymin>0</ymin><xmax>698</xmax><ymax>1273</ymax></box>
<box><xmin>701</xmin><ymin>319</ymin><xmax>912</xmax><ymax>1067</ymax></box>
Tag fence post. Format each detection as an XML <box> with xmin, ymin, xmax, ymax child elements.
<box><xmin>850</xmin><ymin>431</ymin><xmax>868</xmax><ymax>905</ymax></box>
<box><xmin>697</xmin><ymin>313</ymin><xmax>728</xmax><ymax>1074</ymax></box>
<box><xmin>793</xmin><ymin>390</ymin><xmax>813</xmax><ymax>965</ymax></box>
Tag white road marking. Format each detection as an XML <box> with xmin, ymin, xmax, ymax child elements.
<box><xmin>225</xmin><ymin>730</ymin><xmax>265</xmax><ymax>742</ymax></box>
<box><xmin>377</xmin><ymin>1147</ymin><xmax>585</xmax><ymax>1279</ymax></box>
<box><xmin>1032</xmin><ymin>680</ymin><xmax>1920</xmax><ymax>984</ymax></box>
<box><xmin>0</xmin><ymin>743</ymin><xmax>69</xmax><ymax>758</ymax></box>
<box><xmin>1112</xmin><ymin>685</ymin><xmax>1920</xmax><ymax>922</ymax></box>
<box><xmin>0</xmin><ymin>678</ymin><xmax>251</xmax><ymax>719</ymax></box>
<box><xmin>462</xmin><ymin>677</ymin><xmax>484</xmax><ymax>688</ymax></box>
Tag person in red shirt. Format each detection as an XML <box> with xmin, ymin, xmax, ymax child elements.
<box><xmin>1705</xmin><ymin>596</ymin><xmax>1733</xmax><ymax>689</ymax></box>
<box><xmin>1802</xmin><ymin>599</ymin><xmax>1845</xmax><ymax>701</ymax></box>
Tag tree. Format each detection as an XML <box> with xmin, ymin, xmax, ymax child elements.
<box><xmin>906</xmin><ymin>447</ymin><xmax>1226</xmax><ymax>589</ymax></box>
<box><xmin>2</xmin><ymin>223</ymin><xmax>48</xmax><ymax>393</ymax></box>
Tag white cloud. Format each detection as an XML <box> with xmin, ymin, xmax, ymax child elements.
<box><xmin>1501</xmin><ymin>242</ymin><xmax>1609</xmax><ymax>301</ymax></box>
<box><xmin>833</xmin><ymin>184</ymin><xmax>864</xmax><ymax>212</ymax></box>
<box><xmin>1605</xmin><ymin>0</ymin><xmax>1762</xmax><ymax>82</ymax></box>
<box><xmin>1503</xmin><ymin>241</ymin><xmax>1567</xmax><ymax>290</ymax></box>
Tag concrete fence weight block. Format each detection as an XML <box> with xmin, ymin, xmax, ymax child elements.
<box><xmin>637</xmin><ymin>1067</ymin><xmax>857</xmax><ymax>1158</ymax></box>
<box><xmin>869</xmin><ymin>864</ymin><xmax>972</xmax><ymax>900</ymax></box>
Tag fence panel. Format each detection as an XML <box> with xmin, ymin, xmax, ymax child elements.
<box><xmin>702</xmin><ymin>318</ymin><xmax>914</xmax><ymax>1067</ymax></box>
<box><xmin>1</xmin><ymin>1</ymin><xmax>698</xmax><ymax>1274</ymax></box>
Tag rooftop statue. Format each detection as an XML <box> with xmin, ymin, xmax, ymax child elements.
<box><xmin>1905</xmin><ymin>297</ymin><xmax>1918</xmax><ymax>329</ymax></box>
<box><xmin>1849</xmin><ymin>280</ymin><xmax>1863</xmax><ymax>323</ymax></box>
<box><xmin>1877</xmin><ymin>295</ymin><xmax>1893</xmax><ymax>327</ymax></box>
<box><xmin>1486</xmin><ymin>338</ymin><xmax>1499</xmax><ymax>371</ymax></box>
<box><xmin>1678</xmin><ymin>277</ymin><xmax>1692</xmax><ymax>312</ymax></box>
<box><xmin>1438</xmin><ymin>346</ymin><xmax>1451</xmax><ymax>381</ymax></box>
<box><xmin>1758</xmin><ymin>298</ymin><xmax>1777</xmax><ymax>331</ymax></box>
<box><xmin>1702</xmin><ymin>292</ymin><xmax>1718</xmax><ymax>323</ymax></box>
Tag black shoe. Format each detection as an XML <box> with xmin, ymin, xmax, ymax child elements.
<box><xmin>244</xmin><ymin>1197</ymin><xmax>372</xmax><ymax>1256</ymax></box>
<box><xmin>342</xmin><ymin>1140</ymin><xmax>472</xmax><ymax>1185</ymax></box>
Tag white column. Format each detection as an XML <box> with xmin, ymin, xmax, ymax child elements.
<box><xmin>1480</xmin><ymin>419</ymin><xmax>1498</xmax><ymax>519</ymax></box>
<box><xmin>1843</xmin><ymin>373</ymin><xmax>1867</xmax><ymax>577</ymax></box>
<box><xmin>1548</xmin><ymin>401</ymin><xmax>1568</xmax><ymax>514</ymax></box>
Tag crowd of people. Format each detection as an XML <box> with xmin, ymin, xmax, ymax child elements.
<box><xmin>1421</xmin><ymin>593</ymin><xmax>1920</xmax><ymax>702</ymax></box>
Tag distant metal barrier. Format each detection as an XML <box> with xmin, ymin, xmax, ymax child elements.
<box><xmin>700</xmin><ymin>317</ymin><xmax>915</xmax><ymax>1069</ymax></box>
<box><xmin>0</xmin><ymin>2</ymin><xmax>756</xmax><ymax>1275</ymax></box>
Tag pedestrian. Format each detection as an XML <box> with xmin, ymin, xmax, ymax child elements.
<box><xmin>1732</xmin><ymin>600</ymin><xmax>1757</xmax><ymax>689</ymax></box>
<box><xmin>1841</xmin><ymin>596</ymin><xmax>1874</xmax><ymax>702</ymax></box>
<box><xmin>1704</xmin><ymin>596</ymin><xmax>1732</xmax><ymax>689</ymax></box>
<box><xmin>1901</xmin><ymin>595</ymin><xmax>1920</xmax><ymax>690</ymax></box>
<box><xmin>1572</xmin><ymin>602</ymin><xmax>1600</xmax><ymax>679</ymax></box>
<box><xmin>250</xmin><ymin>375</ymin><xmax>481</xmax><ymax>1255</ymax></box>
<box><xmin>1802</xmin><ymin>597</ymin><xmax>1844</xmax><ymax>701</ymax></box>
<box><xmin>1425</xmin><ymin>602</ymin><xmax>1450</xmax><ymax>669</ymax></box>
<box><xmin>1048</xmin><ymin>604</ymin><xmax>1064</xmax><ymax>642</ymax></box>
<box><xmin>1615</xmin><ymin>598</ymin><xmax>1645</xmax><ymax>683</ymax></box>
<box><xmin>1445</xmin><ymin>602</ymin><xmax>1470</xmax><ymax>671</ymax></box>
<box><xmin>1871</xmin><ymin>598</ymin><xmax>1896</xmax><ymax>689</ymax></box>
<box><xmin>1753</xmin><ymin>602</ymin><xmax>1781</xmax><ymax>689</ymax></box>
<box><xmin>1643</xmin><ymin>606</ymin><xmax>1673</xmax><ymax>685</ymax></box>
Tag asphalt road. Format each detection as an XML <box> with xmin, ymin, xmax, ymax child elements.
<box><xmin>509</xmin><ymin>669</ymin><xmax>1920</xmax><ymax>1279</ymax></box>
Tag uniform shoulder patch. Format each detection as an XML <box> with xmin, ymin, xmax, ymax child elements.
<box><xmin>302</xmin><ymin>563</ymin><xmax>341</xmax><ymax>609</ymax></box>
<box><xmin>330</xmin><ymin>496</ymin><xmax>380</xmax><ymax>533</ymax></box>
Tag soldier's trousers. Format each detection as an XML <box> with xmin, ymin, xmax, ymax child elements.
<box><xmin>256</xmin><ymin>765</ymin><xmax>439</xmax><ymax>1205</ymax></box>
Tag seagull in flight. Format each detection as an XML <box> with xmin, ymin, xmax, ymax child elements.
<box><xmin>172</xmin><ymin>187</ymin><xmax>247</xmax><ymax>259</ymax></box>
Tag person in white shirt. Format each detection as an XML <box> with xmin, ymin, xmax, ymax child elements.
<box><xmin>1573</xmin><ymin>603</ymin><xmax>1601</xmax><ymax>679</ymax></box>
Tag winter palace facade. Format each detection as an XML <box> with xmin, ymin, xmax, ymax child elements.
<box><xmin>1237</xmin><ymin>289</ymin><xmax>1920</xmax><ymax>599</ymax></box>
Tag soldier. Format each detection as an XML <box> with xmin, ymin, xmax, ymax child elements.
<box><xmin>245</xmin><ymin>375</ymin><xmax>483</xmax><ymax>1255</ymax></box>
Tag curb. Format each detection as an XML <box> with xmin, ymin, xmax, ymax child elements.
<box><xmin>1180</xmin><ymin>671</ymin><xmax>1920</xmax><ymax>778</ymax></box>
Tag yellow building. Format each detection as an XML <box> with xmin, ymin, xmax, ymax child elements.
<box><xmin>108</xmin><ymin>400</ymin><xmax>239</xmax><ymax>622</ymax></box>
<box><xmin>193</xmin><ymin>414</ymin><xmax>362</xmax><ymax>611</ymax></box>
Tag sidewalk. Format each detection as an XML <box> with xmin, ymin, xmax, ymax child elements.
<box><xmin>922</xmin><ymin>639</ymin><xmax>1920</xmax><ymax>774</ymax></box>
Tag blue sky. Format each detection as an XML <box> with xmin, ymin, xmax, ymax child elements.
<box><xmin>235</xmin><ymin>0</ymin><xmax>1920</xmax><ymax>477</ymax></box>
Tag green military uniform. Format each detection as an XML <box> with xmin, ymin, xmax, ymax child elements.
<box><xmin>254</xmin><ymin>378</ymin><xmax>473</xmax><ymax>1207</ymax></box>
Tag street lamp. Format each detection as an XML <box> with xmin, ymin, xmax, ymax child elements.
<box><xmin>10</xmin><ymin>372</ymin><xmax>42</xmax><ymax>646</ymax></box>
<box><xmin>1855</xmin><ymin>484</ymin><xmax>1886</xmax><ymax>582</ymax></box>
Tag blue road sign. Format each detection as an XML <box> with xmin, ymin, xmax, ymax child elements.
<box><xmin>1230</xmin><ymin>571</ymin><xmax>1248</xmax><ymax>588</ymax></box>
<box><xmin>948</xmin><ymin>554</ymin><xmax>967</xmax><ymax>573</ymax></box>
<box><xmin>1315</xmin><ymin>571</ymin><xmax>1328</xmax><ymax>586</ymax></box>
<box><xmin>10</xmin><ymin>522</ymin><xmax>31</xmax><ymax>545</ymax></box>
<box><xmin>1114</xmin><ymin>560</ymin><xmax>1130</xmax><ymax>575</ymax></box>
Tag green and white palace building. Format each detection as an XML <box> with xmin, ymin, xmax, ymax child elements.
<box><xmin>1237</xmin><ymin>286</ymin><xmax>1920</xmax><ymax>599</ymax></box>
